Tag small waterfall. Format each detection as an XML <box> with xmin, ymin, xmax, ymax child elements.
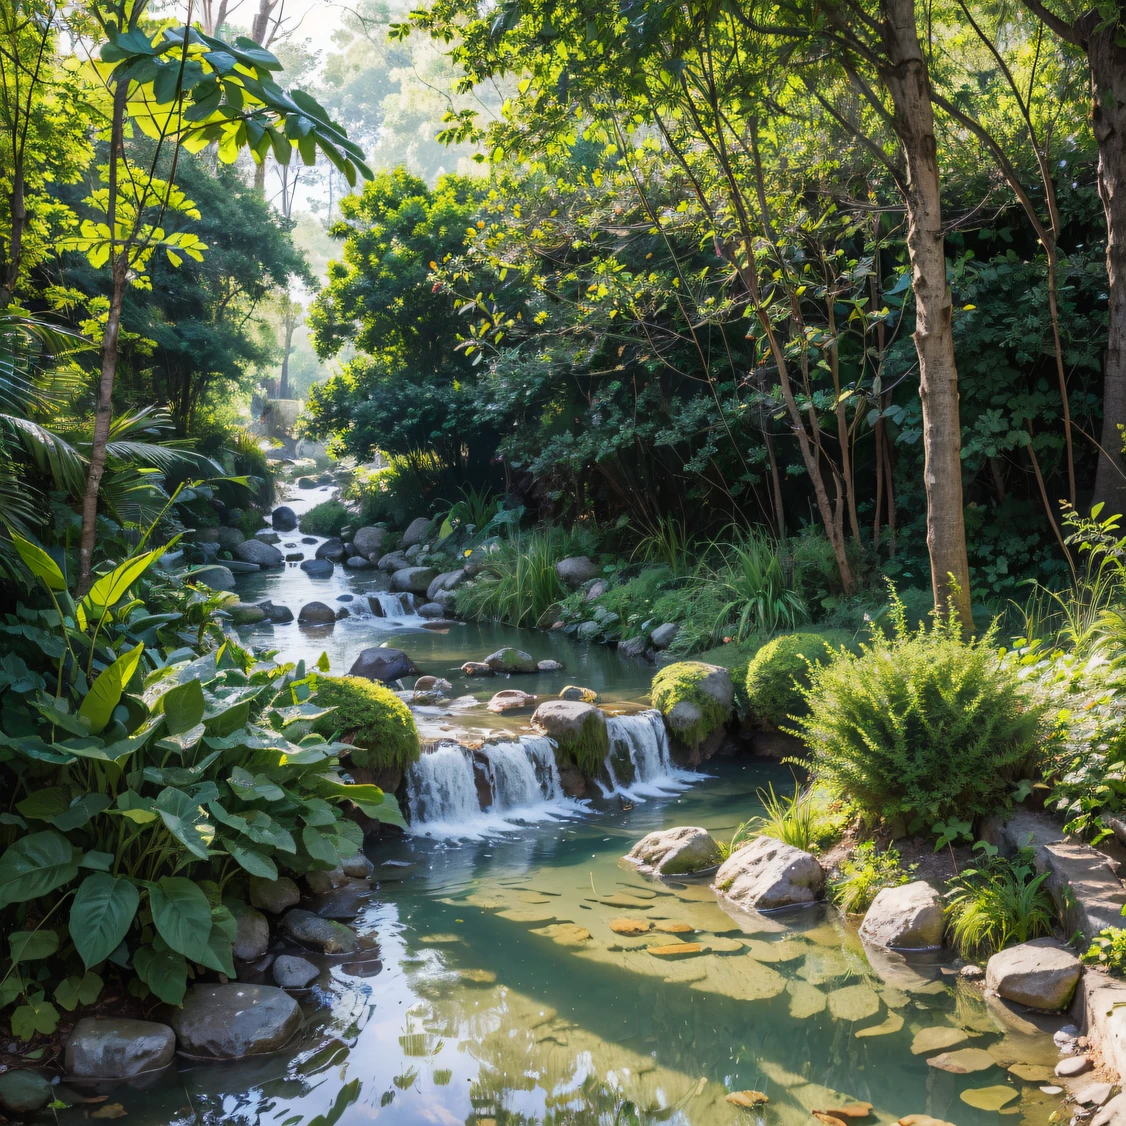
<box><xmin>405</xmin><ymin>743</ymin><xmax>481</xmax><ymax>829</ymax></box>
<box><xmin>602</xmin><ymin>710</ymin><xmax>693</xmax><ymax>800</ymax></box>
<box><xmin>484</xmin><ymin>736</ymin><xmax>563</xmax><ymax>811</ymax></box>
<box><xmin>368</xmin><ymin>591</ymin><xmax>419</xmax><ymax>619</ymax></box>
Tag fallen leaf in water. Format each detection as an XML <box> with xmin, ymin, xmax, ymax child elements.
<box><xmin>91</xmin><ymin>1104</ymin><xmax>127</xmax><ymax>1119</ymax></box>
<box><xmin>726</xmin><ymin>1091</ymin><xmax>768</xmax><ymax>1108</ymax></box>
<box><xmin>815</xmin><ymin>1104</ymin><xmax>872</xmax><ymax>1118</ymax></box>
<box><xmin>813</xmin><ymin>1114</ymin><xmax>847</xmax><ymax>1126</ymax></box>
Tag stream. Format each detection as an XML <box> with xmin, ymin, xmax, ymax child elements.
<box><xmin>59</xmin><ymin>486</ymin><xmax>1069</xmax><ymax>1125</ymax></box>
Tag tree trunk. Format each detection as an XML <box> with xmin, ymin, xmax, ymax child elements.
<box><xmin>1089</xmin><ymin>26</ymin><xmax>1126</xmax><ymax>514</ymax></box>
<box><xmin>879</xmin><ymin>0</ymin><xmax>973</xmax><ymax>627</ymax></box>
<box><xmin>77</xmin><ymin>83</ymin><xmax>129</xmax><ymax>595</ymax></box>
<box><xmin>279</xmin><ymin>307</ymin><xmax>296</xmax><ymax>398</ymax></box>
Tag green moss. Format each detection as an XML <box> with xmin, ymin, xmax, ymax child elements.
<box><xmin>299</xmin><ymin>499</ymin><xmax>352</xmax><ymax>537</ymax></box>
<box><xmin>650</xmin><ymin>661</ymin><xmax>733</xmax><ymax>747</ymax></box>
<box><xmin>743</xmin><ymin>631</ymin><xmax>850</xmax><ymax>727</ymax></box>
<box><xmin>554</xmin><ymin>710</ymin><xmax>611</xmax><ymax>777</ymax></box>
<box><xmin>312</xmin><ymin>676</ymin><xmax>420</xmax><ymax>771</ymax></box>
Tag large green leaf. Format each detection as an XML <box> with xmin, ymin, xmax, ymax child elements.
<box><xmin>78</xmin><ymin>642</ymin><xmax>144</xmax><ymax>735</ymax></box>
<box><xmin>225</xmin><ymin>841</ymin><xmax>278</xmax><ymax>880</ymax></box>
<box><xmin>9</xmin><ymin>930</ymin><xmax>60</xmax><ymax>962</ymax></box>
<box><xmin>196</xmin><ymin>923</ymin><xmax>236</xmax><ymax>977</ymax></box>
<box><xmin>79</xmin><ymin>545</ymin><xmax>167</xmax><ymax>624</ymax></box>
<box><xmin>50</xmin><ymin>793</ymin><xmax>111</xmax><ymax>832</ymax></box>
<box><xmin>0</xmin><ymin>830</ymin><xmax>78</xmax><ymax>908</ymax></box>
<box><xmin>133</xmin><ymin>944</ymin><xmax>188</xmax><ymax>1005</ymax></box>
<box><xmin>147</xmin><ymin>877</ymin><xmax>212</xmax><ymax>963</ymax></box>
<box><xmin>70</xmin><ymin>874</ymin><xmax>140</xmax><ymax>969</ymax></box>
<box><xmin>16</xmin><ymin>787</ymin><xmax>69</xmax><ymax>821</ymax></box>
<box><xmin>155</xmin><ymin>787</ymin><xmax>214</xmax><ymax>859</ymax></box>
<box><xmin>162</xmin><ymin>679</ymin><xmax>205</xmax><ymax>735</ymax></box>
<box><xmin>11</xmin><ymin>533</ymin><xmax>66</xmax><ymax>591</ymax></box>
<box><xmin>55</xmin><ymin>970</ymin><xmax>103</xmax><ymax>1011</ymax></box>
<box><xmin>302</xmin><ymin>824</ymin><xmax>338</xmax><ymax>867</ymax></box>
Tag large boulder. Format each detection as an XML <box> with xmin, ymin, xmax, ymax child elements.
<box><xmin>234</xmin><ymin>539</ymin><xmax>284</xmax><ymax>567</ymax></box>
<box><xmin>352</xmin><ymin>526</ymin><xmax>386</xmax><ymax>558</ymax></box>
<box><xmin>257</xmin><ymin>600</ymin><xmax>294</xmax><ymax>624</ymax></box>
<box><xmin>349</xmin><ymin>646</ymin><xmax>417</xmax><ymax>683</ymax></box>
<box><xmin>985</xmin><ymin>938</ymin><xmax>1081</xmax><ymax>1010</ymax></box>
<box><xmin>65</xmin><ymin>1017</ymin><xmax>176</xmax><ymax>1079</ymax></box>
<box><xmin>650</xmin><ymin>623</ymin><xmax>678</xmax><ymax>650</ymax></box>
<box><xmin>271</xmin><ymin>505</ymin><xmax>298</xmax><ymax>531</ymax></box>
<box><xmin>627</xmin><ymin>826</ymin><xmax>723</xmax><ymax>876</ymax></box>
<box><xmin>556</xmin><ymin>556</ymin><xmax>599</xmax><ymax>588</ymax></box>
<box><xmin>190</xmin><ymin>564</ymin><xmax>235</xmax><ymax>590</ymax></box>
<box><xmin>377</xmin><ymin>550</ymin><xmax>410</xmax><ymax>573</ymax></box>
<box><xmin>280</xmin><ymin>909</ymin><xmax>360</xmax><ymax>954</ymax></box>
<box><xmin>401</xmin><ymin>516</ymin><xmax>431</xmax><ymax>547</ymax></box>
<box><xmin>391</xmin><ymin>566</ymin><xmax>439</xmax><ymax>595</ymax></box>
<box><xmin>298</xmin><ymin>601</ymin><xmax>337</xmax><ymax>624</ymax></box>
<box><xmin>170</xmin><ymin>984</ymin><xmax>303</xmax><ymax>1058</ymax></box>
<box><xmin>427</xmin><ymin>569</ymin><xmax>468</xmax><ymax>600</ymax></box>
<box><xmin>713</xmin><ymin>836</ymin><xmax>825</xmax><ymax>911</ymax></box>
<box><xmin>651</xmin><ymin>662</ymin><xmax>735</xmax><ymax>750</ymax></box>
<box><xmin>300</xmin><ymin>558</ymin><xmax>334</xmax><ymax>578</ymax></box>
<box><xmin>859</xmin><ymin>880</ymin><xmax>945</xmax><ymax>949</ymax></box>
<box><xmin>485</xmin><ymin>647</ymin><xmax>537</xmax><ymax>674</ymax></box>
<box><xmin>315</xmin><ymin>538</ymin><xmax>345</xmax><ymax>561</ymax></box>
<box><xmin>531</xmin><ymin>700</ymin><xmax>609</xmax><ymax>774</ymax></box>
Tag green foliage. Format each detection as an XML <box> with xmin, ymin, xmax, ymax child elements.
<box><xmin>705</xmin><ymin>529</ymin><xmax>807</xmax><ymax>640</ymax></box>
<box><xmin>750</xmin><ymin>781</ymin><xmax>816</xmax><ymax>851</ymax></box>
<box><xmin>944</xmin><ymin>843</ymin><xmax>1055</xmax><ymax>958</ymax></box>
<box><xmin>796</xmin><ymin>590</ymin><xmax>1045</xmax><ymax>828</ymax></box>
<box><xmin>311</xmin><ymin>676</ymin><xmax>420</xmax><ymax>772</ymax></box>
<box><xmin>300</xmin><ymin>499</ymin><xmax>352</xmax><ymax>538</ymax></box>
<box><xmin>551</xmin><ymin>708</ymin><xmax>611</xmax><ymax>778</ymax></box>
<box><xmin>1083</xmin><ymin>926</ymin><xmax>1126</xmax><ymax>975</ymax></box>
<box><xmin>830</xmin><ymin>842</ymin><xmax>912</xmax><ymax>914</ymax></box>
<box><xmin>650</xmin><ymin>661</ymin><xmax>732</xmax><ymax>747</ymax></box>
<box><xmin>744</xmin><ymin>631</ymin><xmax>848</xmax><ymax>727</ymax></box>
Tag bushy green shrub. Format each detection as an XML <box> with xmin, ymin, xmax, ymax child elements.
<box><xmin>830</xmin><ymin>842</ymin><xmax>912</xmax><ymax>913</ymax></box>
<box><xmin>796</xmin><ymin>592</ymin><xmax>1045</xmax><ymax>829</ymax></box>
<box><xmin>300</xmin><ymin>498</ymin><xmax>352</xmax><ymax>537</ymax></box>
<box><xmin>650</xmin><ymin>661</ymin><xmax>733</xmax><ymax>747</ymax></box>
<box><xmin>225</xmin><ymin>506</ymin><xmax>266</xmax><ymax>540</ymax></box>
<box><xmin>312</xmin><ymin>676</ymin><xmax>420</xmax><ymax>771</ymax></box>
<box><xmin>744</xmin><ymin>631</ymin><xmax>849</xmax><ymax>727</ymax></box>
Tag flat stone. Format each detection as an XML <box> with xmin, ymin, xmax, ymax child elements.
<box><xmin>65</xmin><ymin>1017</ymin><xmax>176</xmax><ymax>1079</ymax></box>
<box><xmin>713</xmin><ymin>836</ymin><xmax>825</xmax><ymax>910</ymax></box>
<box><xmin>856</xmin><ymin>1011</ymin><xmax>904</xmax><ymax>1038</ymax></box>
<box><xmin>273</xmin><ymin>955</ymin><xmax>319</xmax><ymax>989</ymax></box>
<box><xmin>787</xmin><ymin>980</ymin><xmax>827</xmax><ymax>1018</ymax></box>
<box><xmin>647</xmin><ymin>942</ymin><xmax>705</xmax><ymax>958</ymax></box>
<box><xmin>985</xmin><ymin>938</ymin><xmax>1081</xmax><ymax>1010</ymax></box>
<box><xmin>170</xmin><ymin>984</ymin><xmax>302</xmax><ymax>1059</ymax></box>
<box><xmin>726</xmin><ymin>1091</ymin><xmax>768</xmax><ymax>1108</ymax></box>
<box><xmin>627</xmin><ymin>826</ymin><xmax>723</xmax><ymax>876</ymax></box>
<box><xmin>1055</xmin><ymin>1054</ymin><xmax>1091</xmax><ymax>1077</ymax></box>
<box><xmin>1008</xmin><ymin>1063</ymin><xmax>1055</xmax><ymax>1082</ymax></box>
<box><xmin>911</xmin><ymin>1027</ymin><xmax>971</xmax><ymax>1055</ymax></box>
<box><xmin>0</xmin><ymin>1070</ymin><xmax>53</xmax><ymax>1113</ymax></box>
<box><xmin>654</xmin><ymin>921</ymin><xmax>695</xmax><ymax>935</ymax></box>
<box><xmin>532</xmin><ymin>923</ymin><xmax>591</xmax><ymax>945</ymax></box>
<box><xmin>827</xmin><ymin>983</ymin><xmax>881</xmax><ymax>1021</ymax></box>
<box><xmin>280</xmin><ymin>909</ymin><xmax>360</xmax><ymax>954</ymax></box>
<box><xmin>705</xmin><ymin>936</ymin><xmax>745</xmax><ymax>953</ymax></box>
<box><xmin>460</xmin><ymin>969</ymin><xmax>496</xmax><ymax>984</ymax></box>
<box><xmin>249</xmin><ymin>876</ymin><xmax>300</xmax><ymax>914</ymax></box>
<box><xmin>958</xmin><ymin>1086</ymin><xmax>1018</xmax><ymax>1112</ymax></box>
<box><xmin>487</xmin><ymin>689</ymin><xmax>537</xmax><ymax>713</ymax></box>
<box><xmin>859</xmin><ymin>881</ymin><xmax>945</xmax><ymax>949</ymax></box>
<box><xmin>741</xmin><ymin>938</ymin><xmax>807</xmax><ymax>963</ymax></box>
<box><xmin>610</xmin><ymin>918</ymin><xmax>652</xmax><ymax>935</ymax></box>
<box><xmin>926</xmin><ymin>1048</ymin><xmax>996</xmax><ymax>1074</ymax></box>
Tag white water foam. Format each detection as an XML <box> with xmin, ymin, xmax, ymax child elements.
<box><xmin>600</xmin><ymin>709</ymin><xmax>695</xmax><ymax>800</ymax></box>
<box><xmin>368</xmin><ymin>591</ymin><xmax>421</xmax><ymax>620</ymax></box>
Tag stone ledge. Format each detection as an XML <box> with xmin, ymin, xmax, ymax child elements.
<box><xmin>1072</xmin><ymin>970</ymin><xmax>1126</xmax><ymax>1091</ymax></box>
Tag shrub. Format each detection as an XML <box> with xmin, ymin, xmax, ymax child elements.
<box><xmin>650</xmin><ymin>661</ymin><xmax>733</xmax><ymax>747</ymax></box>
<box><xmin>744</xmin><ymin>631</ymin><xmax>849</xmax><ymax>727</ymax></box>
<box><xmin>300</xmin><ymin>499</ymin><xmax>352</xmax><ymax>538</ymax></box>
<box><xmin>225</xmin><ymin>506</ymin><xmax>266</xmax><ymax>540</ymax></box>
<box><xmin>795</xmin><ymin>591</ymin><xmax>1045</xmax><ymax>829</ymax></box>
<box><xmin>830</xmin><ymin>842</ymin><xmax>912</xmax><ymax>914</ymax></box>
<box><xmin>944</xmin><ymin>843</ymin><xmax>1055</xmax><ymax>958</ymax></box>
<box><xmin>1083</xmin><ymin>926</ymin><xmax>1126</xmax><ymax>975</ymax></box>
<box><xmin>312</xmin><ymin>676</ymin><xmax>420</xmax><ymax>772</ymax></box>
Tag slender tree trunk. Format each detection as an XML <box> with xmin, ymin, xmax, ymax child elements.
<box><xmin>279</xmin><ymin>307</ymin><xmax>296</xmax><ymax>398</ymax></box>
<box><xmin>879</xmin><ymin>0</ymin><xmax>972</xmax><ymax>626</ymax></box>
<box><xmin>77</xmin><ymin>83</ymin><xmax>129</xmax><ymax>595</ymax></box>
<box><xmin>1089</xmin><ymin>27</ymin><xmax>1126</xmax><ymax>514</ymax></box>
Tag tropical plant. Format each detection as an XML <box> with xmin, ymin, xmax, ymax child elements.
<box><xmin>1082</xmin><ymin>924</ymin><xmax>1126</xmax><ymax>976</ymax></box>
<box><xmin>944</xmin><ymin>843</ymin><xmax>1055</xmax><ymax>958</ymax></box>
<box><xmin>439</xmin><ymin>484</ymin><xmax>500</xmax><ymax>535</ymax></box>
<box><xmin>631</xmin><ymin>516</ymin><xmax>695</xmax><ymax>577</ymax></box>
<box><xmin>830</xmin><ymin>842</ymin><xmax>912</xmax><ymax>914</ymax></box>
<box><xmin>705</xmin><ymin>528</ymin><xmax>807</xmax><ymax>640</ymax></box>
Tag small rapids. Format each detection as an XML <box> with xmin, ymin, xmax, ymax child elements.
<box><xmin>601</xmin><ymin>709</ymin><xmax>696</xmax><ymax>800</ymax></box>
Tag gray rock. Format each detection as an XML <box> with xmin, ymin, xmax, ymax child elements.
<box><xmin>226</xmin><ymin>560</ymin><xmax>262</xmax><ymax>573</ymax></box>
<box><xmin>0</xmin><ymin>1070</ymin><xmax>53</xmax><ymax>1113</ymax></box>
<box><xmin>1093</xmin><ymin>1093</ymin><xmax>1126</xmax><ymax>1126</ymax></box>
<box><xmin>649</xmin><ymin>623</ymin><xmax>678</xmax><ymax>650</ymax></box>
<box><xmin>627</xmin><ymin>826</ymin><xmax>723</xmax><ymax>876</ymax></box>
<box><xmin>391</xmin><ymin>566</ymin><xmax>439</xmax><ymax>595</ymax></box>
<box><xmin>433</xmin><ymin>588</ymin><xmax>458</xmax><ymax>611</ymax></box>
<box><xmin>858</xmin><ymin>880</ymin><xmax>945</xmax><ymax>949</ymax></box>
<box><xmin>537</xmin><ymin>659</ymin><xmax>564</xmax><ymax>672</ymax></box>
<box><xmin>417</xmin><ymin>601</ymin><xmax>446</xmax><ymax>619</ymax></box>
<box><xmin>315</xmin><ymin>538</ymin><xmax>345</xmax><ymax>561</ymax></box>
<box><xmin>215</xmin><ymin>526</ymin><xmax>245</xmax><ymax>551</ymax></box>
<box><xmin>377</xmin><ymin>550</ymin><xmax>410</xmax><ymax>573</ymax></box>
<box><xmin>232</xmin><ymin>904</ymin><xmax>270</xmax><ymax>961</ymax></box>
<box><xmin>65</xmin><ymin>1017</ymin><xmax>176</xmax><ymax>1079</ymax></box>
<box><xmin>341</xmin><ymin>853</ymin><xmax>374</xmax><ymax>879</ymax></box>
<box><xmin>586</xmin><ymin>579</ymin><xmax>609</xmax><ymax>601</ymax></box>
<box><xmin>298</xmin><ymin>601</ymin><xmax>337</xmax><ymax>624</ymax></box>
<box><xmin>414</xmin><ymin>676</ymin><xmax>453</xmax><ymax>693</ymax></box>
<box><xmin>713</xmin><ymin>836</ymin><xmax>825</xmax><ymax>910</ymax></box>
<box><xmin>485</xmin><ymin>647</ymin><xmax>537</xmax><ymax>674</ymax></box>
<box><xmin>304</xmin><ymin>865</ymin><xmax>348</xmax><ymax>896</ymax></box>
<box><xmin>349</xmin><ymin>646</ymin><xmax>417</xmax><ymax>683</ymax></box>
<box><xmin>427</xmin><ymin>569</ymin><xmax>468</xmax><ymax>600</ymax></box>
<box><xmin>285</xmin><ymin>552</ymin><xmax>304</xmax><ymax>563</ymax></box>
<box><xmin>170</xmin><ymin>984</ymin><xmax>303</xmax><ymax>1058</ymax></box>
<box><xmin>296</xmin><ymin>476</ymin><xmax>317</xmax><ymax>489</ymax></box>
<box><xmin>190</xmin><ymin>564</ymin><xmax>235</xmax><ymax>590</ymax></box>
<box><xmin>256</xmin><ymin>530</ymin><xmax>282</xmax><ymax>544</ymax></box>
<box><xmin>249</xmin><ymin>876</ymin><xmax>300</xmax><ymax>914</ymax></box>
<box><xmin>352</xmin><ymin>526</ymin><xmax>386</xmax><ymax>558</ymax></box>
<box><xmin>556</xmin><ymin>556</ymin><xmax>599</xmax><ymax>588</ymax></box>
<box><xmin>225</xmin><ymin>601</ymin><xmax>266</xmax><ymax>625</ymax></box>
<box><xmin>337</xmin><ymin>594</ymin><xmax>354</xmax><ymax>602</ymax></box>
<box><xmin>190</xmin><ymin>526</ymin><xmax>221</xmax><ymax>543</ymax></box>
<box><xmin>302</xmin><ymin>537</ymin><xmax>317</xmax><ymax>545</ymax></box>
<box><xmin>401</xmin><ymin>516</ymin><xmax>431</xmax><ymax>547</ymax></box>
<box><xmin>345</xmin><ymin>555</ymin><xmax>375</xmax><ymax>570</ymax></box>
<box><xmin>531</xmin><ymin>700</ymin><xmax>608</xmax><ymax>765</ymax></box>
<box><xmin>576</xmin><ymin>620</ymin><xmax>602</xmax><ymax>641</ymax></box>
<box><xmin>617</xmin><ymin>636</ymin><xmax>650</xmax><ymax>659</ymax></box>
<box><xmin>1057</xmin><ymin>1054</ymin><xmax>1092</xmax><ymax>1078</ymax></box>
<box><xmin>271</xmin><ymin>506</ymin><xmax>298</xmax><ymax>531</ymax></box>
<box><xmin>280</xmin><ymin>909</ymin><xmax>360</xmax><ymax>954</ymax></box>
<box><xmin>273</xmin><ymin>955</ymin><xmax>318</xmax><ymax>989</ymax></box>
<box><xmin>985</xmin><ymin>938</ymin><xmax>1081</xmax><ymax>1010</ymax></box>
<box><xmin>404</xmin><ymin>544</ymin><xmax>422</xmax><ymax>561</ymax></box>
<box><xmin>235</xmin><ymin>539</ymin><xmax>284</xmax><ymax>567</ymax></box>
<box><xmin>300</xmin><ymin>558</ymin><xmax>334</xmax><ymax>577</ymax></box>
<box><xmin>257</xmin><ymin>600</ymin><xmax>293</xmax><ymax>624</ymax></box>
<box><xmin>461</xmin><ymin>661</ymin><xmax>494</xmax><ymax>676</ymax></box>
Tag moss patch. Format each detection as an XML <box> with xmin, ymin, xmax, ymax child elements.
<box><xmin>554</xmin><ymin>710</ymin><xmax>611</xmax><ymax>777</ymax></box>
<box><xmin>299</xmin><ymin>499</ymin><xmax>351</xmax><ymax>537</ymax></box>
<box><xmin>650</xmin><ymin>661</ymin><xmax>733</xmax><ymax>747</ymax></box>
<box><xmin>312</xmin><ymin>676</ymin><xmax>420</xmax><ymax>771</ymax></box>
<box><xmin>743</xmin><ymin>631</ymin><xmax>850</xmax><ymax>727</ymax></box>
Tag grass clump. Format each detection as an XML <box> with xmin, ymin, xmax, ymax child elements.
<box><xmin>830</xmin><ymin>842</ymin><xmax>913</xmax><ymax>914</ymax></box>
<box><xmin>650</xmin><ymin>661</ymin><xmax>733</xmax><ymax>747</ymax></box>
<box><xmin>300</xmin><ymin>498</ymin><xmax>352</xmax><ymax>537</ymax></box>
<box><xmin>795</xmin><ymin>590</ymin><xmax>1044</xmax><ymax>829</ymax></box>
<box><xmin>312</xmin><ymin>676</ymin><xmax>420</xmax><ymax>771</ymax></box>
<box><xmin>744</xmin><ymin>631</ymin><xmax>849</xmax><ymax>727</ymax></box>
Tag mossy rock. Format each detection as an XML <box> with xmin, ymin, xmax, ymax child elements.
<box><xmin>650</xmin><ymin>661</ymin><xmax>734</xmax><ymax>748</ymax></box>
<box><xmin>743</xmin><ymin>630</ymin><xmax>851</xmax><ymax>727</ymax></box>
<box><xmin>312</xmin><ymin>676</ymin><xmax>420</xmax><ymax>771</ymax></box>
<box><xmin>531</xmin><ymin>700</ymin><xmax>610</xmax><ymax>777</ymax></box>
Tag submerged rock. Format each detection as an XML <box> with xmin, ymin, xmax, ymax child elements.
<box><xmin>257</xmin><ymin>600</ymin><xmax>294</xmax><ymax>623</ymax></box>
<box><xmin>487</xmin><ymin>689</ymin><xmax>537</xmax><ymax>713</ymax></box>
<box><xmin>65</xmin><ymin>1017</ymin><xmax>176</xmax><ymax>1079</ymax></box>
<box><xmin>859</xmin><ymin>881</ymin><xmax>945</xmax><ymax>949</ymax></box>
<box><xmin>713</xmin><ymin>836</ymin><xmax>825</xmax><ymax>910</ymax></box>
<box><xmin>485</xmin><ymin>647</ymin><xmax>537</xmax><ymax>674</ymax></box>
<box><xmin>461</xmin><ymin>661</ymin><xmax>494</xmax><ymax>677</ymax></box>
<box><xmin>560</xmin><ymin>685</ymin><xmax>598</xmax><ymax>702</ymax></box>
<box><xmin>414</xmin><ymin>675</ymin><xmax>452</xmax><ymax>693</ymax></box>
<box><xmin>985</xmin><ymin>938</ymin><xmax>1081</xmax><ymax>1010</ymax></box>
<box><xmin>537</xmin><ymin>659</ymin><xmax>564</xmax><ymax>672</ymax></box>
<box><xmin>225</xmin><ymin>600</ymin><xmax>266</xmax><ymax>624</ymax></box>
<box><xmin>170</xmin><ymin>984</ymin><xmax>303</xmax><ymax>1058</ymax></box>
<box><xmin>627</xmin><ymin>826</ymin><xmax>723</xmax><ymax>876</ymax></box>
<box><xmin>0</xmin><ymin>1070</ymin><xmax>53</xmax><ymax>1113</ymax></box>
<box><xmin>349</xmin><ymin>646</ymin><xmax>417</xmax><ymax>683</ymax></box>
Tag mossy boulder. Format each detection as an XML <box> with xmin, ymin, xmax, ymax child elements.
<box><xmin>531</xmin><ymin>700</ymin><xmax>609</xmax><ymax>777</ymax></box>
<box><xmin>743</xmin><ymin>630</ymin><xmax>850</xmax><ymax>727</ymax></box>
<box><xmin>650</xmin><ymin>662</ymin><xmax>734</xmax><ymax>749</ymax></box>
<box><xmin>312</xmin><ymin>676</ymin><xmax>420</xmax><ymax>771</ymax></box>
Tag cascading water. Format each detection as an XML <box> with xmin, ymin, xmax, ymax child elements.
<box><xmin>369</xmin><ymin>591</ymin><xmax>420</xmax><ymax>619</ymax></box>
<box><xmin>485</xmin><ymin>736</ymin><xmax>563</xmax><ymax>812</ymax></box>
<box><xmin>601</xmin><ymin>709</ymin><xmax>694</xmax><ymax>800</ymax></box>
<box><xmin>405</xmin><ymin>743</ymin><xmax>482</xmax><ymax>831</ymax></box>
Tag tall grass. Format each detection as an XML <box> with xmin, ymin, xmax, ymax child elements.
<box><xmin>706</xmin><ymin>527</ymin><xmax>807</xmax><ymax>639</ymax></box>
<box><xmin>632</xmin><ymin>515</ymin><xmax>695</xmax><ymax>576</ymax></box>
